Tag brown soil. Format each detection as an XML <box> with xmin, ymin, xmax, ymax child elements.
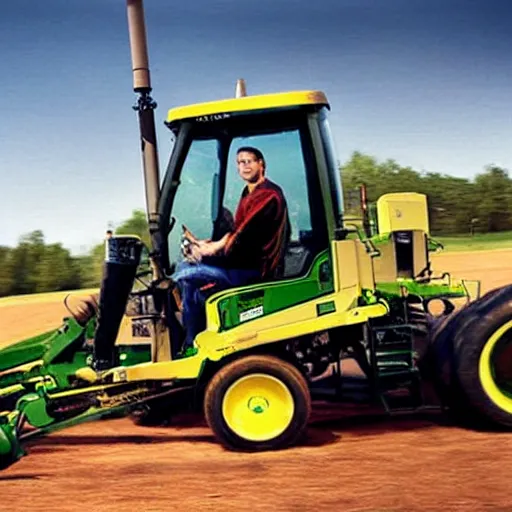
<box><xmin>1</xmin><ymin>250</ymin><xmax>512</xmax><ymax>512</ymax></box>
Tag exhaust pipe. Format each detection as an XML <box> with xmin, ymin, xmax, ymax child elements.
<box><xmin>126</xmin><ymin>0</ymin><xmax>163</xmax><ymax>277</ymax></box>
<box><xmin>90</xmin><ymin>1</ymin><xmax>161</xmax><ymax>370</ymax></box>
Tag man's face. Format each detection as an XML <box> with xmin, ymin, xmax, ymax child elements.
<box><xmin>236</xmin><ymin>151</ymin><xmax>264</xmax><ymax>184</ymax></box>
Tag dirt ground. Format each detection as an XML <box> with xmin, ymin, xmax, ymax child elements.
<box><xmin>1</xmin><ymin>250</ymin><xmax>512</xmax><ymax>512</ymax></box>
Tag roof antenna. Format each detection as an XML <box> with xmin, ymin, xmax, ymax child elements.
<box><xmin>235</xmin><ymin>78</ymin><xmax>247</xmax><ymax>98</ymax></box>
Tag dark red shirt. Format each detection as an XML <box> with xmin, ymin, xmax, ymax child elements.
<box><xmin>224</xmin><ymin>179</ymin><xmax>290</xmax><ymax>278</ymax></box>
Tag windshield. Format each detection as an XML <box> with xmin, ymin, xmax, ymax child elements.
<box><xmin>165</xmin><ymin>125</ymin><xmax>315</xmax><ymax>269</ymax></box>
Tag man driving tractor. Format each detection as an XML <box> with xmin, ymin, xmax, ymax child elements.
<box><xmin>173</xmin><ymin>146</ymin><xmax>290</xmax><ymax>355</ymax></box>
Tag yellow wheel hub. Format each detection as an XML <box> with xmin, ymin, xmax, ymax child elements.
<box><xmin>222</xmin><ymin>374</ymin><xmax>295</xmax><ymax>442</ymax></box>
<box><xmin>479</xmin><ymin>319</ymin><xmax>512</xmax><ymax>413</ymax></box>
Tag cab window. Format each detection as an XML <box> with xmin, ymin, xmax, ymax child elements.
<box><xmin>224</xmin><ymin>130</ymin><xmax>312</xmax><ymax>244</ymax></box>
<box><xmin>167</xmin><ymin>138</ymin><xmax>219</xmax><ymax>265</ymax></box>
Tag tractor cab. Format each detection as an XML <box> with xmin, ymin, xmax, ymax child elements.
<box><xmin>158</xmin><ymin>90</ymin><xmax>344</xmax><ymax>282</ymax></box>
<box><xmin>109</xmin><ymin>88</ymin><xmax>370</xmax><ymax>365</ymax></box>
<box><xmin>142</xmin><ymin>90</ymin><xmax>352</xmax><ymax>358</ymax></box>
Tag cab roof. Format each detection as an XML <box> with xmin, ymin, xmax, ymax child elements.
<box><xmin>166</xmin><ymin>90</ymin><xmax>329</xmax><ymax>124</ymax></box>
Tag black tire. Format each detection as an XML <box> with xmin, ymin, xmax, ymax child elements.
<box><xmin>452</xmin><ymin>287</ymin><xmax>512</xmax><ymax>428</ymax></box>
<box><xmin>130</xmin><ymin>401</ymin><xmax>173</xmax><ymax>426</ymax></box>
<box><xmin>204</xmin><ymin>355</ymin><xmax>311</xmax><ymax>451</ymax></box>
<box><xmin>422</xmin><ymin>286</ymin><xmax>506</xmax><ymax>389</ymax></box>
<box><xmin>428</xmin><ymin>285</ymin><xmax>512</xmax><ymax>428</ymax></box>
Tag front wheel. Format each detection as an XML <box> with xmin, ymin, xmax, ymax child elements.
<box><xmin>204</xmin><ymin>355</ymin><xmax>311</xmax><ymax>451</ymax></box>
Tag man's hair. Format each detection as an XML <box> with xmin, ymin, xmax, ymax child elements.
<box><xmin>236</xmin><ymin>146</ymin><xmax>266</xmax><ymax>170</ymax></box>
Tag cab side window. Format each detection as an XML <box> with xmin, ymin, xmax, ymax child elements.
<box><xmin>224</xmin><ymin>130</ymin><xmax>319</xmax><ymax>278</ymax></box>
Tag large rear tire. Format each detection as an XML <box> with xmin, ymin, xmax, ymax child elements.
<box><xmin>204</xmin><ymin>355</ymin><xmax>311</xmax><ymax>451</ymax></box>
<box><xmin>428</xmin><ymin>285</ymin><xmax>512</xmax><ymax>428</ymax></box>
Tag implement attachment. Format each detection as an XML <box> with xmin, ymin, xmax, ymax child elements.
<box><xmin>0</xmin><ymin>374</ymin><xmax>193</xmax><ymax>470</ymax></box>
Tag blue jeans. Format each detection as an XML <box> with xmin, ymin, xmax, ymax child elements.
<box><xmin>171</xmin><ymin>261</ymin><xmax>260</xmax><ymax>350</ymax></box>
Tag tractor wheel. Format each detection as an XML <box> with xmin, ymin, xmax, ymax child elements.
<box><xmin>429</xmin><ymin>285</ymin><xmax>512</xmax><ymax>428</ymax></box>
<box><xmin>204</xmin><ymin>355</ymin><xmax>311</xmax><ymax>451</ymax></box>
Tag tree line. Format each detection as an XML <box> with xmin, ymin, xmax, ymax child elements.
<box><xmin>0</xmin><ymin>211</ymin><xmax>150</xmax><ymax>298</ymax></box>
<box><xmin>1</xmin><ymin>152</ymin><xmax>510</xmax><ymax>297</ymax></box>
<box><xmin>341</xmin><ymin>152</ymin><xmax>512</xmax><ymax>235</ymax></box>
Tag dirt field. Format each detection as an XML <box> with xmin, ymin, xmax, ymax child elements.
<box><xmin>1</xmin><ymin>250</ymin><xmax>512</xmax><ymax>512</ymax></box>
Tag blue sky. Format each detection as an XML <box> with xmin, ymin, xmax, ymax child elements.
<box><xmin>1</xmin><ymin>0</ymin><xmax>511</xmax><ymax>254</ymax></box>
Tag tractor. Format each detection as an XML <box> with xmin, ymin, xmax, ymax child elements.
<box><xmin>1</xmin><ymin>0</ymin><xmax>511</xmax><ymax>470</ymax></box>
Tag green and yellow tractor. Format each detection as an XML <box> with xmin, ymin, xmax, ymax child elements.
<box><xmin>1</xmin><ymin>0</ymin><xmax>511</xmax><ymax>470</ymax></box>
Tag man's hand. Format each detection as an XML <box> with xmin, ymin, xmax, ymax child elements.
<box><xmin>197</xmin><ymin>234</ymin><xmax>229</xmax><ymax>258</ymax></box>
<box><xmin>182</xmin><ymin>233</ymin><xmax>230</xmax><ymax>263</ymax></box>
<box><xmin>182</xmin><ymin>225</ymin><xmax>199</xmax><ymax>244</ymax></box>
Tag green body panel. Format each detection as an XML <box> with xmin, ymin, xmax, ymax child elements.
<box><xmin>42</xmin><ymin>317</ymin><xmax>90</xmax><ymax>365</ymax></box>
<box><xmin>0</xmin><ymin>316</ymin><xmax>91</xmax><ymax>372</ymax></box>
<box><xmin>18</xmin><ymin>393</ymin><xmax>55</xmax><ymax>428</ymax></box>
<box><xmin>369</xmin><ymin>233</ymin><xmax>392</xmax><ymax>246</ymax></box>
<box><xmin>215</xmin><ymin>250</ymin><xmax>334</xmax><ymax>331</ymax></box>
<box><xmin>42</xmin><ymin>344</ymin><xmax>150</xmax><ymax>389</ymax></box>
<box><xmin>0</xmin><ymin>329</ymin><xmax>60</xmax><ymax>372</ymax></box>
<box><xmin>0</xmin><ymin>346</ymin><xmax>151</xmax><ymax>391</ymax></box>
<box><xmin>0</xmin><ymin>314</ymin><xmax>151</xmax><ymax>394</ymax></box>
<box><xmin>375</xmin><ymin>279</ymin><xmax>468</xmax><ymax>300</ymax></box>
<box><xmin>0</xmin><ymin>411</ymin><xmax>24</xmax><ymax>467</ymax></box>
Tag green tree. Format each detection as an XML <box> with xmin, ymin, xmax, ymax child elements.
<box><xmin>421</xmin><ymin>173</ymin><xmax>477</xmax><ymax>234</ymax></box>
<box><xmin>8</xmin><ymin>230</ymin><xmax>46</xmax><ymax>295</ymax></box>
<box><xmin>115</xmin><ymin>209</ymin><xmax>150</xmax><ymax>247</ymax></box>
<box><xmin>474</xmin><ymin>166</ymin><xmax>512</xmax><ymax>232</ymax></box>
<box><xmin>34</xmin><ymin>243</ymin><xmax>82</xmax><ymax>293</ymax></box>
<box><xmin>0</xmin><ymin>246</ymin><xmax>14</xmax><ymax>296</ymax></box>
<box><xmin>340</xmin><ymin>151</ymin><xmax>512</xmax><ymax>236</ymax></box>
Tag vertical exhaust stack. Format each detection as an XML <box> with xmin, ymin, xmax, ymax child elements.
<box><xmin>89</xmin><ymin>0</ymin><xmax>162</xmax><ymax>371</ymax></box>
<box><xmin>126</xmin><ymin>0</ymin><xmax>163</xmax><ymax>275</ymax></box>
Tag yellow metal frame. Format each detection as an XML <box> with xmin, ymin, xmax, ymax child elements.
<box><xmin>108</xmin><ymin>192</ymin><xmax>455</xmax><ymax>385</ymax></box>
<box><xmin>111</xmin><ymin>240</ymin><xmax>388</xmax><ymax>383</ymax></box>
<box><xmin>167</xmin><ymin>90</ymin><xmax>329</xmax><ymax>124</ymax></box>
